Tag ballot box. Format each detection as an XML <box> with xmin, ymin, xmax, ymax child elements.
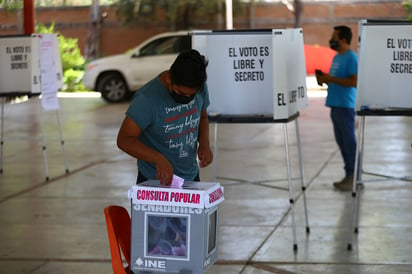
<box><xmin>128</xmin><ymin>180</ymin><xmax>224</xmax><ymax>274</ymax></box>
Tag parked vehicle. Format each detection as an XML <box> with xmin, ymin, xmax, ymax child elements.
<box><xmin>82</xmin><ymin>29</ymin><xmax>334</xmax><ymax>103</ymax></box>
<box><xmin>82</xmin><ymin>31</ymin><xmax>191</xmax><ymax>103</ymax></box>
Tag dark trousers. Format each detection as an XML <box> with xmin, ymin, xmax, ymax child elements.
<box><xmin>330</xmin><ymin>107</ymin><xmax>357</xmax><ymax>177</ymax></box>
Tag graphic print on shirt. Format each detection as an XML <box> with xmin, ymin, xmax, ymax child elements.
<box><xmin>164</xmin><ymin>100</ymin><xmax>200</xmax><ymax>158</ymax></box>
<box><xmin>330</xmin><ymin>61</ymin><xmax>339</xmax><ymax>77</ymax></box>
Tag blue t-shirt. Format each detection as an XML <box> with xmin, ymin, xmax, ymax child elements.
<box><xmin>325</xmin><ymin>49</ymin><xmax>358</xmax><ymax>108</ymax></box>
<box><xmin>126</xmin><ymin>76</ymin><xmax>210</xmax><ymax>180</ymax></box>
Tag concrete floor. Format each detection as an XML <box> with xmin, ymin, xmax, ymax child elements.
<box><xmin>0</xmin><ymin>91</ymin><xmax>411</xmax><ymax>274</ymax></box>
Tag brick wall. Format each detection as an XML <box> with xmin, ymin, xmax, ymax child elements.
<box><xmin>0</xmin><ymin>1</ymin><xmax>408</xmax><ymax>57</ymax></box>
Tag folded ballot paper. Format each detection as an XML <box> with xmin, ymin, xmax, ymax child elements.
<box><xmin>171</xmin><ymin>174</ymin><xmax>184</xmax><ymax>188</ymax></box>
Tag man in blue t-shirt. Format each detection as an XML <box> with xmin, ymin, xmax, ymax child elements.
<box><xmin>316</xmin><ymin>25</ymin><xmax>358</xmax><ymax>191</ymax></box>
<box><xmin>117</xmin><ymin>49</ymin><xmax>213</xmax><ymax>185</ymax></box>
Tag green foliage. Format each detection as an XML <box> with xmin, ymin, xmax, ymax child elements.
<box><xmin>0</xmin><ymin>0</ymin><xmax>23</xmax><ymax>11</ymax></box>
<box><xmin>36</xmin><ymin>23</ymin><xmax>87</xmax><ymax>91</ymax></box>
<box><xmin>1</xmin><ymin>0</ymin><xmax>116</xmax><ymax>8</ymax></box>
<box><xmin>63</xmin><ymin>68</ymin><xmax>86</xmax><ymax>92</ymax></box>
<box><xmin>114</xmin><ymin>0</ymin><xmax>244</xmax><ymax>30</ymax></box>
<box><xmin>402</xmin><ymin>0</ymin><xmax>412</xmax><ymax>21</ymax></box>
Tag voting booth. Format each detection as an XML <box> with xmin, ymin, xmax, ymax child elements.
<box><xmin>191</xmin><ymin>29</ymin><xmax>310</xmax><ymax>250</ymax></box>
<box><xmin>0</xmin><ymin>35</ymin><xmax>40</xmax><ymax>95</ymax></box>
<box><xmin>0</xmin><ymin>34</ymin><xmax>68</xmax><ymax>179</ymax></box>
<box><xmin>0</xmin><ymin>34</ymin><xmax>62</xmax><ymax>99</ymax></box>
<box><xmin>347</xmin><ymin>20</ymin><xmax>412</xmax><ymax>250</ymax></box>
<box><xmin>192</xmin><ymin>29</ymin><xmax>308</xmax><ymax>121</ymax></box>
<box><xmin>356</xmin><ymin>20</ymin><xmax>412</xmax><ymax>111</ymax></box>
<box><xmin>128</xmin><ymin>181</ymin><xmax>224</xmax><ymax>274</ymax></box>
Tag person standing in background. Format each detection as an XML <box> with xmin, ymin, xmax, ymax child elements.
<box><xmin>316</xmin><ymin>25</ymin><xmax>358</xmax><ymax>191</ymax></box>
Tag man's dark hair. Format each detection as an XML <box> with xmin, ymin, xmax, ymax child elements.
<box><xmin>334</xmin><ymin>25</ymin><xmax>353</xmax><ymax>45</ymax></box>
<box><xmin>170</xmin><ymin>49</ymin><xmax>208</xmax><ymax>88</ymax></box>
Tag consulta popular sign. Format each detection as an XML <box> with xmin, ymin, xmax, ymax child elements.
<box><xmin>129</xmin><ymin>180</ymin><xmax>224</xmax><ymax>209</ymax></box>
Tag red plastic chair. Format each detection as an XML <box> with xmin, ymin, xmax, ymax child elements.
<box><xmin>104</xmin><ymin>205</ymin><xmax>131</xmax><ymax>274</ymax></box>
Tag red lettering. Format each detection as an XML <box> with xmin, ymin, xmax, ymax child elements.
<box><xmin>137</xmin><ymin>189</ymin><xmax>169</xmax><ymax>201</ymax></box>
<box><xmin>170</xmin><ymin>192</ymin><xmax>201</xmax><ymax>204</ymax></box>
<box><xmin>180</xmin><ymin>108</ymin><xmax>198</xmax><ymax>119</ymax></box>
<box><xmin>188</xmin><ymin>108</ymin><xmax>198</xmax><ymax>115</ymax></box>
<box><xmin>168</xmin><ymin>127</ymin><xmax>198</xmax><ymax>140</ymax></box>
<box><xmin>183</xmin><ymin>127</ymin><xmax>198</xmax><ymax>135</ymax></box>
<box><xmin>209</xmin><ymin>188</ymin><xmax>224</xmax><ymax>203</ymax></box>
<box><xmin>170</xmin><ymin>192</ymin><xmax>177</xmax><ymax>202</ymax></box>
<box><xmin>165</xmin><ymin>115</ymin><xmax>180</xmax><ymax>123</ymax></box>
<box><xmin>167</xmin><ymin>132</ymin><xmax>183</xmax><ymax>140</ymax></box>
<box><xmin>191</xmin><ymin>194</ymin><xmax>200</xmax><ymax>204</ymax></box>
<box><xmin>165</xmin><ymin>108</ymin><xmax>198</xmax><ymax>123</ymax></box>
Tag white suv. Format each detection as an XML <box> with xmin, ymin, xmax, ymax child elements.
<box><xmin>82</xmin><ymin>31</ymin><xmax>191</xmax><ymax>103</ymax></box>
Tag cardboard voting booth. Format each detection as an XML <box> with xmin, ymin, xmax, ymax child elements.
<box><xmin>128</xmin><ymin>180</ymin><xmax>224</xmax><ymax>274</ymax></box>
<box><xmin>347</xmin><ymin>20</ymin><xmax>412</xmax><ymax>251</ymax></box>
<box><xmin>191</xmin><ymin>28</ymin><xmax>308</xmax><ymax>121</ymax></box>
<box><xmin>191</xmin><ymin>29</ymin><xmax>310</xmax><ymax>250</ymax></box>
<box><xmin>0</xmin><ymin>34</ymin><xmax>68</xmax><ymax>180</ymax></box>
<box><xmin>0</xmin><ymin>34</ymin><xmax>62</xmax><ymax>98</ymax></box>
<box><xmin>0</xmin><ymin>35</ymin><xmax>40</xmax><ymax>95</ymax></box>
<box><xmin>356</xmin><ymin>20</ymin><xmax>412</xmax><ymax>111</ymax></box>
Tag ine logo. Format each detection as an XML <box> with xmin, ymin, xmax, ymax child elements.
<box><xmin>135</xmin><ymin>257</ymin><xmax>166</xmax><ymax>270</ymax></box>
<box><xmin>135</xmin><ymin>258</ymin><xmax>144</xmax><ymax>266</ymax></box>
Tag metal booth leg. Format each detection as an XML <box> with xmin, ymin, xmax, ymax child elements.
<box><xmin>38</xmin><ymin>101</ymin><xmax>49</xmax><ymax>181</ymax></box>
<box><xmin>55</xmin><ymin>109</ymin><xmax>69</xmax><ymax>174</ymax></box>
<box><xmin>295</xmin><ymin>118</ymin><xmax>310</xmax><ymax>233</ymax></box>
<box><xmin>347</xmin><ymin>115</ymin><xmax>365</xmax><ymax>250</ymax></box>
<box><xmin>213</xmin><ymin>123</ymin><xmax>219</xmax><ymax>182</ymax></box>
<box><xmin>283</xmin><ymin>123</ymin><xmax>298</xmax><ymax>251</ymax></box>
<box><xmin>0</xmin><ymin>97</ymin><xmax>4</xmax><ymax>174</ymax></box>
<box><xmin>354</xmin><ymin>116</ymin><xmax>366</xmax><ymax>234</ymax></box>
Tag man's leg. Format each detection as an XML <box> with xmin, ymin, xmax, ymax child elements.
<box><xmin>331</xmin><ymin>108</ymin><xmax>356</xmax><ymax>190</ymax></box>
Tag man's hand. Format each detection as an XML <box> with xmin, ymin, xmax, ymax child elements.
<box><xmin>316</xmin><ymin>70</ymin><xmax>330</xmax><ymax>86</ymax></box>
<box><xmin>198</xmin><ymin>144</ymin><xmax>213</xmax><ymax>168</ymax></box>
<box><xmin>155</xmin><ymin>155</ymin><xmax>174</xmax><ymax>185</ymax></box>
<box><xmin>315</xmin><ymin>69</ymin><xmax>324</xmax><ymax>86</ymax></box>
<box><xmin>316</xmin><ymin>71</ymin><xmax>357</xmax><ymax>88</ymax></box>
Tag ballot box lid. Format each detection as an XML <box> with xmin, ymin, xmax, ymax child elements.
<box><xmin>128</xmin><ymin>180</ymin><xmax>224</xmax><ymax>209</ymax></box>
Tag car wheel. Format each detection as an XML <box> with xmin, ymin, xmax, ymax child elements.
<box><xmin>97</xmin><ymin>73</ymin><xmax>130</xmax><ymax>103</ymax></box>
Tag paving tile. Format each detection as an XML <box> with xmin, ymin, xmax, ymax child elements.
<box><xmin>0</xmin><ymin>95</ymin><xmax>411</xmax><ymax>274</ymax></box>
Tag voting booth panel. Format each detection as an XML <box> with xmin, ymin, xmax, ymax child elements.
<box><xmin>356</xmin><ymin>20</ymin><xmax>412</xmax><ymax>111</ymax></box>
<box><xmin>191</xmin><ymin>29</ymin><xmax>310</xmax><ymax>251</ymax></box>
<box><xmin>347</xmin><ymin>20</ymin><xmax>412</xmax><ymax>251</ymax></box>
<box><xmin>272</xmin><ymin>29</ymin><xmax>308</xmax><ymax>119</ymax></box>
<box><xmin>0</xmin><ymin>34</ymin><xmax>68</xmax><ymax>179</ymax></box>
<box><xmin>129</xmin><ymin>181</ymin><xmax>224</xmax><ymax>274</ymax></box>
<box><xmin>0</xmin><ymin>34</ymin><xmax>62</xmax><ymax>97</ymax></box>
<box><xmin>192</xmin><ymin>30</ymin><xmax>274</xmax><ymax>116</ymax></box>
<box><xmin>0</xmin><ymin>35</ymin><xmax>40</xmax><ymax>94</ymax></box>
<box><xmin>191</xmin><ymin>29</ymin><xmax>308</xmax><ymax>121</ymax></box>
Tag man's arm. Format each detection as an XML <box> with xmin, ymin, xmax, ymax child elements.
<box><xmin>117</xmin><ymin>116</ymin><xmax>173</xmax><ymax>184</ymax></box>
<box><xmin>319</xmin><ymin>73</ymin><xmax>357</xmax><ymax>87</ymax></box>
<box><xmin>197</xmin><ymin>109</ymin><xmax>213</xmax><ymax>168</ymax></box>
<box><xmin>326</xmin><ymin>73</ymin><xmax>357</xmax><ymax>87</ymax></box>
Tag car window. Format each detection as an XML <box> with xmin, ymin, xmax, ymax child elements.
<box><xmin>178</xmin><ymin>36</ymin><xmax>192</xmax><ymax>52</ymax></box>
<box><xmin>139</xmin><ymin>35</ymin><xmax>192</xmax><ymax>57</ymax></box>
